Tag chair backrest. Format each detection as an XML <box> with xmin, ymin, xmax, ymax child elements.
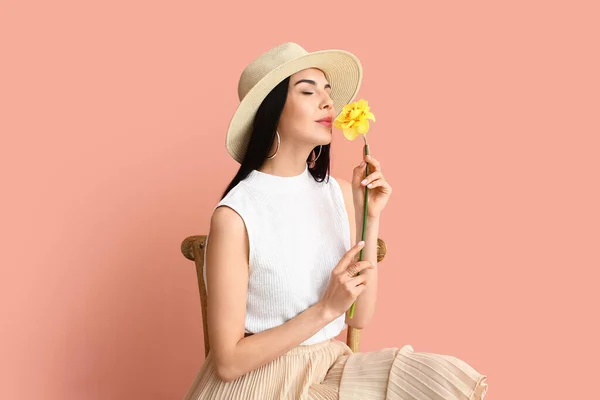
<box><xmin>181</xmin><ymin>234</ymin><xmax>387</xmax><ymax>356</ymax></box>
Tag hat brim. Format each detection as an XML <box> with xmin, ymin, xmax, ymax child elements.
<box><xmin>226</xmin><ymin>49</ymin><xmax>363</xmax><ymax>164</ymax></box>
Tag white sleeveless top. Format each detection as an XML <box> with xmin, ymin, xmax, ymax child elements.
<box><xmin>203</xmin><ymin>164</ymin><xmax>351</xmax><ymax>345</ymax></box>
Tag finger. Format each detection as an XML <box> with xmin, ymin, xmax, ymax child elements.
<box><xmin>366</xmin><ymin>178</ymin><xmax>384</xmax><ymax>189</ymax></box>
<box><xmin>365</xmin><ymin>155</ymin><xmax>381</xmax><ymax>172</ymax></box>
<box><xmin>348</xmin><ymin>261</ymin><xmax>375</xmax><ymax>276</ymax></box>
<box><xmin>361</xmin><ymin>171</ymin><xmax>383</xmax><ymax>187</ymax></box>
<box><xmin>346</xmin><ymin>273</ymin><xmax>368</xmax><ymax>288</ymax></box>
<box><xmin>368</xmin><ymin>179</ymin><xmax>392</xmax><ymax>194</ymax></box>
<box><xmin>356</xmin><ymin>261</ymin><xmax>376</xmax><ymax>273</ymax></box>
<box><xmin>344</xmin><ymin>262</ymin><xmax>359</xmax><ymax>278</ymax></box>
<box><xmin>354</xmin><ymin>159</ymin><xmax>368</xmax><ymax>171</ymax></box>
<box><xmin>351</xmin><ymin>282</ymin><xmax>368</xmax><ymax>297</ymax></box>
<box><xmin>333</xmin><ymin>241</ymin><xmax>365</xmax><ymax>274</ymax></box>
<box><xmin>341</xmin><ymin>261</ymin><xmax>373</xmax><ymax>282</ymax></box>
<box><xmin>353</xmin><ymin>162</ymin><xmax>368</xmax><ymax>183</ymax></box>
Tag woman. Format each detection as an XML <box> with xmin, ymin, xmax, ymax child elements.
<box><xmin>183</xmin><ymin>42</ymin><xmax>488</xmax><ymax>399</ymax></box>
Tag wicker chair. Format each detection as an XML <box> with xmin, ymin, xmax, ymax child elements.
<box><xmin>181</xmin><ymin>235</ymin><xmax>387</xmax><ymax>356</ymax></box>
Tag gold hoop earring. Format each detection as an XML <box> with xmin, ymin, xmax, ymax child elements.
<box><xmin>266</xmin><ymin>131</ymin><xmax>280</xmax><ymax>159</ymax></box>
<box><xmin>309</xmin><ymin>145</ymin><xmax>322</xmax><ymax>163</ymax></box>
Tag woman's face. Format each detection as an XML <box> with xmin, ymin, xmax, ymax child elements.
<box><xmin>277</xmin><ymin>68</ymin><xmax>335</xmax><ymax>147</ymax></box>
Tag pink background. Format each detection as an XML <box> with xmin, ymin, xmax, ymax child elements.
<box><xmin>2</xmin><ymin>1</ymin><xmax>599</xmax><ymax>399</ymax></box>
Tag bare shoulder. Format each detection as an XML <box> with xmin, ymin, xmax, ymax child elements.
<box><xmin>208</xmin><ymin>204</ymin><xmax>250</xmax><ymax>268</ymax></box>
<box><xmin>211</xmin><ymin>204</ymin><xmax>246</xmax><ymax>234</ymax></box>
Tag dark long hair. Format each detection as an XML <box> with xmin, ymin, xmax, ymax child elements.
<box><xmin>221</xmin><ymin>76</ymin><xmax>331</xmax><ymax>200</ymax></box>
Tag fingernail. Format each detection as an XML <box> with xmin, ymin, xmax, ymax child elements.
<box><xmin>359</xmin><ymin>161</ymin><xmax>365</xmax><ymax>167</ymax></box>
<box><xmin>361</xmin><ymin>179</ymin><xmax>368</xmax><ymax>185</ymax></box>
<box><xmin>358</xmin><ymin>241</ymin><xmax>365</xmax><ymax>246</ymax></box>
<box><xmin>366</xmin><ymin>155</ymin><xmax>371</xmax><ymax>159</ymax></box>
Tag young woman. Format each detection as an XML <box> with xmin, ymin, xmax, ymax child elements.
<box><xmin>183</xmin><ymin>42</ymin><xmax>488</xmax><ymax>400</ymax></box>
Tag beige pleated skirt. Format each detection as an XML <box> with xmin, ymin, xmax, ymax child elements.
<box><xmin>183</xmin><ymin>338</ymin><xmax>488</xmax><ymax>400</ymax></box>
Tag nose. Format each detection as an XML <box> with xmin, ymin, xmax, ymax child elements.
<box><xmin>320</xmin><ymin>93</ymin><xmax>334</xmax><ymax>110</ymax></box>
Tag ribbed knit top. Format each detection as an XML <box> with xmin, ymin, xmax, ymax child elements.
<box><xmin>203</xmin><ymin>164</ymin><xmax>351</xmax><ymax>345</ymax></box>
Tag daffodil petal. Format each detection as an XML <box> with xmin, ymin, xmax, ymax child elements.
<box><xmin>343</xmin><ymin>129</ymin><xmax>353</xmax><ymax>140</ymax></box>
<box><xmin>356</xmin><ymin>119</ymin><xmax>369</xmax><ymax>134</ymax></box>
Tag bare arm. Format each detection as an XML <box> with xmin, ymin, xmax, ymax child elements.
<box><xmin>338</xmin><ymin>177</ymin><xmax>379</xmax><ymax>329</ymax></box>
<box><xmin>205</xmin><ymin>206</ymin><xmax>338</xmax><ymax>382</ymax></box>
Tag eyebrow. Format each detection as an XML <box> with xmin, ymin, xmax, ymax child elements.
<box><xmin>294</xmin><ymin>79</ymin><xmax>331</xmax><ymax>89</ymax></box>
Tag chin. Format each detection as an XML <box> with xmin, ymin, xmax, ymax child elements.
<box><xmin>305</xmin><ymin>127</ymin><xmax>332</xmax><ymax>146</ymax></box>
<box><xmin>317</xmin><ymin>137</ymin><xmax>332</xmax><ymax>147</ymax></box>
<box><xmin>317</xmin><ymin>130</ymin><xmax>333</xmax><ymax>144</ymax></box>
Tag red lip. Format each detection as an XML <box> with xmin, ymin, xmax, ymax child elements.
<box><xmin>316</xmin><ymin>116</ymin><xmax>333</xmax><ymax>123</ymax></box>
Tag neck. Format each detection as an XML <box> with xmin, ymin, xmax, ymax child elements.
<box><xmin>258</xmin><ymin>155</ymin><xmax>311</xmax><ymax>177</ymax></box>
<box><xmin>246</xmin><ymin>162</ymin><xmax>312</xmax><ymax>193</ymax></box>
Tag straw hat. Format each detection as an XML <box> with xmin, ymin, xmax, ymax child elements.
<box><xmin>226</xmin><ymin>42</ymin><xmax>363</xmax><ymax>164</ymax></box>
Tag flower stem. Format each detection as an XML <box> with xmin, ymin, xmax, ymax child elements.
<box><xmin>349</xmin><ymin>136</ymin><xmax>369</xmax><ymax>319</ymax></box>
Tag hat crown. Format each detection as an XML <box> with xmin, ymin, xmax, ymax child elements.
<box><xmin>238</xmin><ymin>42</ymin><xmax>308</xmax><ymax>101</ymax></box>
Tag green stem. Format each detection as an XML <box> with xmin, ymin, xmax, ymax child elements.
<box><xmin>349</xmin><ymin>138</ymin><xmax>369</xmax><ymax>319</ymax></box>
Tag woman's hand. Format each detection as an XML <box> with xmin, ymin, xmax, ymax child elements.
<box><xmin>352</xmin><ymin>153</ymin><xmax>392</xmax><ymax>219</ymax></box>
<box><xmin>319</xmin><ymin>241</ymin><xmax>375</xmax><ymax>318</ymax></box>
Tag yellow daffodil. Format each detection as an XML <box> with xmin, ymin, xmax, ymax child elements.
<box><xmin>334</xmin><ymin>99</ymin><xmax>376</xmax><ymax>140</ymax></box>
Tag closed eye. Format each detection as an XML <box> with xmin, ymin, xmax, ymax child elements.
<box><xmin>302</xmin><ymin>92</ymin><xmax>313</xmax><ymax>95</ymax></box>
